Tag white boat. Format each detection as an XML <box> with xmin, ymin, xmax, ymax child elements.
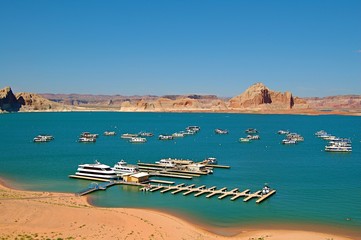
<box><xmin>286</xmin><ymin>133</ymin><xmax>304</xmax><ymax>142</ymax></box>
<box><xmin>80</xmin><ymin>132</ymin><xmax>99</xmax><ymax>138</ymax></box>
<box><xmin>277</xmin><ymin>130</ymin><xmax>289</xmax><ymax>135</ymax></box>
<box><xmin>172</xmin><ymin>132</ymin><xmax>185</xmax><ymax>138</ymax></box>
<box><xmin>215</xmin><ymin>128</ymin><xmax>229</xmax><ymax>134</ymax></box>
<box><xmin>247</xmin><ymin>135</ymin><xmax>260</xmax><ymax>140</ymax></box>
<box><xmin>33</xmin><ymin>134</ymin><xmax>54</xmax><ymax>142</ymax></box>
<box><xmin>182</xmin><ymin>130</ymin><xmax>196</xmax><ymax>135</ymax></box>
<box><xmin>172</xmin><ymin>159</ymin><xmax>194</xmax><ymax>165</ymax></box>
<box><xmin>282</xmin><ymin>139</ymin><xmax>297</xmax><ymax>144</ymax></box>
<box><xmin>40</xmin><ymin>134</ymin><xmax>54</xmax><ymax>140</ymax></box>
<box><xmin>261</xmin><ymin>185</ymin><xmax>271</xmax><ymax>195</ymax></box>
<box><xmin>129</xmin><ymin>137</ymin><xmax>147</xmax><ymax>143</ymax></box>
<box><xmin>323</xmin><ymin>135</ymin><xmax>337</xmax><ymax>141</ymax></box>
<box><xmin>33</xmin><ymin>137</ymin><xmax>48</xmax><ymax>142</ymax></box>
<box><xmin>239</xmin><ymin>138</ymin><xmax>250</xmax><ymax>143</ymax></box>
<box><xmin>139</xmin><ymin>132</ymin><xmax>154</xmax><ymax>137</ymax></box>
<box><xmin>158</xmin><ymin>134</ymin><xmax>174</xmax><ymax>140</ymax></box>
<box><xmin>104</xmin><ymin>131</ymin><xmax>116</xmax><ymax>136</ymax></box>
<box><xmin>186</xmin><ymin>126</ymin><xmax>200</xmax><ymax>132</ymax></box>
<box><xmin>319</xmin><ymin>133</ymin><xmax>332</xmax><ymax>139</ymax></box>
<box><xmin>75</xmin><ymin>160</ymin><xmax>118</xmax><ymax>179</ymax></box>
<box><xmin>121</xmin><ymin>133</ymin><xmax>139</xmax><ymax>139</ymax></box>
<box><xmin>78</xmin><ymin>137</ymin><xmax>96</xmax><ymax>143</ymax></box>
<box><xmin>155</xmin><ymin>158</ymin><xmax>176</xmax><ymax>167</ymax></box>
<box><xmin>325</xmin><ymin>145</ymin><xmax>352</xmax><ymax>152</ymax></box>
<box><xmin>245</xmin><ymin>128</ymin><xmax>258</xmax><ymax>134</ymax></box>
<box><xmin>112</xmin><ymin>160</ymin><xmax>139</xmax><ymax>175</ymax></box>
<box><xmin>315</xmin><ymin>130</ymin><xmax>327</xmax><ymax>137</ymax></box>
<box><xmin>202</xmin><ymin>157</ymin><xmax>217</xmax><ymax>165</ymax></box>
<box><xmin>186</xmin><ymin>163</ymin><xmax>213</xmax><ymax>174</ymax></box>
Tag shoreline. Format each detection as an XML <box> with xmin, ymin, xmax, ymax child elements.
<box><xmin>1</xmin><ymin>107</ymin><xmax>361</xmax><ymax>116</ymax></box>
<box><xmin>0</xmin><ymin>178</ymin><xmax>359</xmax><ymax>240</ymax></box>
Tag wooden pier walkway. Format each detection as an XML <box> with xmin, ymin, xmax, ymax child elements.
<box><xmin>206</xmin><ymin>164</ymin><xmax>230</xmax><ymax>169</ymax></box>
<box><xmin>141</xmin><ymin>184</ymin><xmax>276</xmax><ymax>204</ymax></box>
<box><xmin>72</xmin><ymin>178</ymin><xmax>276</xmax><ymax>205</ymax></box>
<box><xmin>76</xmin><ymin>181</ymin><xmax>117</xmax><ymax>196</ymax></box>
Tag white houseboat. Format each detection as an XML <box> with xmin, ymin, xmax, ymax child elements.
<box><xmin>74</xmin><ymin>160</ymin><xmax>118</xmax><ymax>180</ymax></box>
<box><xmin>112</xmin><ymin>160</ymin><xmax>139</xmax><ymax>175</ymax></box>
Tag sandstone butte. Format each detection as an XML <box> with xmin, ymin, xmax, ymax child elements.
<box><xmin>0</xmin><ymin>83</ymin><xmax>360</xmax><ymax>115</ymax></box>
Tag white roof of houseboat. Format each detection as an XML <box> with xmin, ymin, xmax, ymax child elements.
<box><xmin>79</xmin><ymin>162</ymin><xmax>110</xmax><ymax>169</ymax></box>
<box><xmin>131</xmin><ymin>172</ymin><xmax>149</xmax><ymax>178</ymax></box>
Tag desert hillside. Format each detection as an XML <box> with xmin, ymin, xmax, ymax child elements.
<box><xmin>0</xmin><ymin>86</ymin><xmax>74</xmax><ymax>112</ymax></box>
<box><xmin>41</xmin><ymin>83</ymin><xmax>297</xmax><ymax>112</ymax></box>
<box><xmin>1</xmin><ymin>83</ymin><xmax>360</xmax><ymax>115</ymax></box>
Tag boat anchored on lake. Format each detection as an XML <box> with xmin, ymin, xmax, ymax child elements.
<box><xmin>139</xmin><ymin>132</ymin><xmax>154</xmax><ymax>137</ymax></box>
<box><xmin>78</xmin><ymin>137</ymin><xmax>96</xmax><ymax>143</ymax></box>
<box><xmin>316</xmin><ymin>130</ymin><xmax>352</xmax><ymax>153</ymax></box>
<box><xmin>215</xmin><ymin>128</ymin><xmax>229</xmax><ymax>134</ymax></box>
<box><xmin>239</xmin><ymin>137</ymin><xmax>250</xmax><ymax>143</ymax></box>
<box><xmin>80</xmin><ymin>132</ymin><xmax>99</xmax><ymax>138</ymax></box>
<box><xmin>158</xmin><ymin>134</ymin><xmax>174</xmax><ymax>140</ymax></box>
<box><xmin>245</xmin><ymin>128</ymin><xmax>258</xmax><ymax>134</ymax></box>
<box><xmin>277</xmin><ymin>130</ymin><xmax>290</xmax><ymax>135</ymax></box>
<box><xmin>33</xmin><ymin>134</ymin><xmax>54</xmax><ymax>143</ymax></box>
<box><xmin>78</xmin><ymin>132</ymin><xmax>98</xmax><ymax>143</ymax></box>
<box><xmin>325</xmin><ymin>141</ymin><xmax>352</xmax><ymax>152</ymax></box>
<box><xmin>247</xmin><ymin>135</ymin><xmax>260</xmax><ymax>140</ymax></box>
<box><xmin>104</xmin><ymin>131</ymin><xmax>116</xmax><ymax>136</ymax></box>
<box><xmin>129</xmin><ymin>137</ymin><xmax>147</xmax><ymax>143</ymax></box>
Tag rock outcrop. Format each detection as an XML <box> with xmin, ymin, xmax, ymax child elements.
<box><xmin>119</xmin><ymin>95</ymin><xmax>228</xmax><ymax>112</ymax></box>
<box><xmin>16</xmin><ymin>92</ymin><xmax>69</xmax><ymax>111</ymax></box>
<box><xmin>228</xmin><ymin>83</ymin><xmax>294</xmax><ymax>110</ymax></box>
<box><xmin>0</xmin><ymin>86</ymin><xmax>73</xmax><ymax>112</ymax></box>
<box><xmin>0</xmin><ymin>87</ymin><xmax>21</xmax><ymax>112</ymax></box>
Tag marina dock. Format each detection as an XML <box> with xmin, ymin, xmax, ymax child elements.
<box><xmin>69</xmin><ymin>175</ymin><xmax>120</xmax><ymax>182</ymax></box>
<box><xmin>141</xmin><ymin>184</ymin><xmax>276</xmax><ymax>204</ymax></box>
<box><xmin>73</xmin><ymin>178</ymin><xmax>276</xmax><ymax>204</ymax></box>
<box><xmin>206</xmin><ymin>164</ymin><xmax>230</xmax><ymax>169</ymax></box>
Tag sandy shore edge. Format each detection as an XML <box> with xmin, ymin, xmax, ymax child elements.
<box><xmin>0</xmin><ymin>179</ymin><xmax>357</xmax><ymax>240</ymax></box>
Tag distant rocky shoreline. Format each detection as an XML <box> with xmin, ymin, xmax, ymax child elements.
<box><xmin>1</xmin><ymin>83</ymin><xmax>360</xmax><ymax>115</ymax></box>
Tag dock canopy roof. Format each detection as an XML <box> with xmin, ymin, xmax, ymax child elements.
<box><xmin>131</xmin><ymin>172</ymin><xmax>149</xmax><ymax>178</ymax></box>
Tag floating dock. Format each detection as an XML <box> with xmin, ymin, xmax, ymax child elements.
<box><xmin>72</xmin><ymin>177</ymin><xmax>275</xmax><ymax>204</ymax></box>
<box><xmin>140</xmin><ymin>184</ymin><xmax>276</xmax><ymax>204</ymax></box>
<box><xmin>205</xmin><ymin>164</ymin><xmax>230</xmax><ymax>169</ymax></box>
<box><xmin>76</xmin><ymin>181</ymin><xmax>118</xmax><ymax>196</ymax></box>
<box><xmin>149</xmin><ymin>179</ymin><xmax>175</xmax><ymax>185</ymax></box>
<box><xmin>69</xmin><ymin>175</ymin><xmax>120</xmax><ymax>182</ymax></box>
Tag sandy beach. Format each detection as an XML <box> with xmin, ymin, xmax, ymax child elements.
<box><xmin>0</xmin><ymin>180</ymin><xmax>357</xmax><ymax>240</ymax></box>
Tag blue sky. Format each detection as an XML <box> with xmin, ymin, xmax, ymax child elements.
<box><xmin>0</xmin><ymin>0</ymin><xmax>360</xmax><ymax>97</ymax></box>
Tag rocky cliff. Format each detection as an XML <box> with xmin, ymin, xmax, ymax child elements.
<box><xmin>119</xmin><ymin>95</ymin><xmax>228</xmax><ymax>112</ymax></box>
<box><xmin>0</xmin><ymin>86</ymin><xmax>72</xmax><ymax>112</ymax></box>
<box><xmin>0</xmin><ymin>87</ymin><xmax>21</xmax><ymax>112</ymax></box>
<box><xmin>16</xmin><ymin>92</ymin><xmax>71</xmax><ymax>111</ymax></box>
<box><xmin>2</xmin><ymin>84</ymin><xmax>359</xmax><ymax>114</ymax></box>
<box><xmin>228</xmin><ymin>83</ymin><xmax>295</xmax><ymax>110</ymax></box>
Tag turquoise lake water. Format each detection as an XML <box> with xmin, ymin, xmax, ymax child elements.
<box><xmin>0</xmin><ymin>112</ymin><xmax>360</xmax><ymax>232</ymax></box>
